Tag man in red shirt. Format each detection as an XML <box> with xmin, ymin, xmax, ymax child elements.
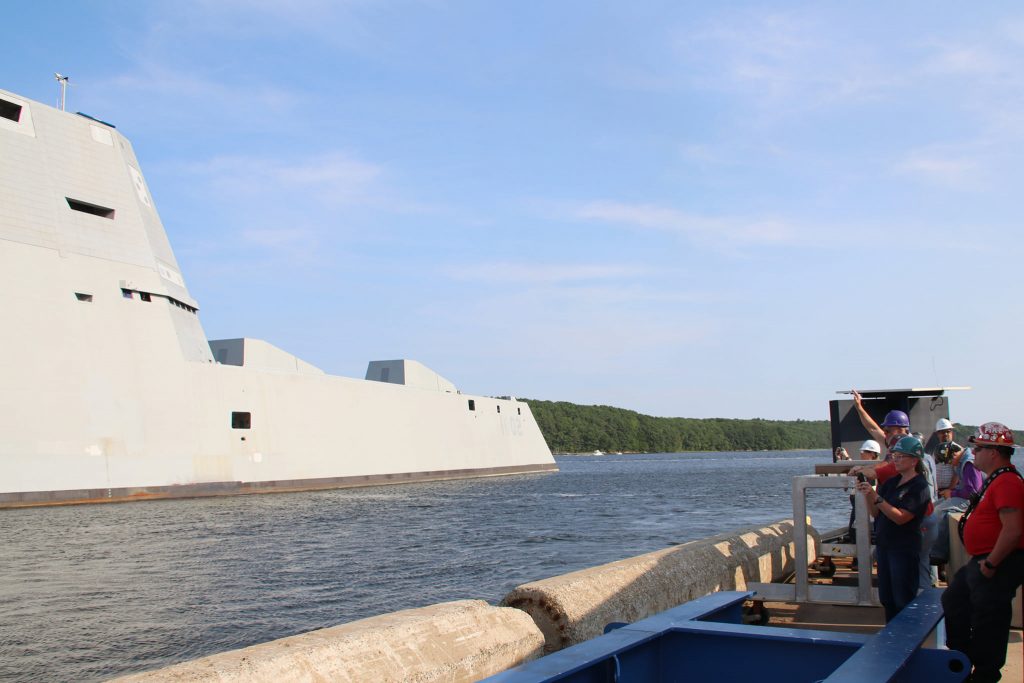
<box><xmin>941</xmin><ymin>422</ymin><xmax>1024</xmax><ymax>683</ymax></box>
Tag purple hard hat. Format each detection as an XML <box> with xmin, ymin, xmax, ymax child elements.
<box><xmin>881</xmin><ymin>410</ymin><xmax>910</xmax><ymax>428</ymax></box>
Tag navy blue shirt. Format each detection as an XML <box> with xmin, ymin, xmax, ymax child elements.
<box><xmin>873</xmin><ymin>473</ymin><xmax>930</xmax><ymax>550</ymax></box>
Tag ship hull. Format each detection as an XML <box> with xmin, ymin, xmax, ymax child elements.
<box><xmin>0</xmin><ymin>88</ymin><xmax>556</xmax><ymax>507</ymax></box>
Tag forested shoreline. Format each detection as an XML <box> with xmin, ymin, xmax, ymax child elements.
<box><xmin>523</xmin><ymin>400</ymin><xmax>829</xmax><ymax>453</ymax></box>
<box><xmin>522</xmin><ymin>399</ymin><xmax>1016</xmax><ymax>454</ymax></box>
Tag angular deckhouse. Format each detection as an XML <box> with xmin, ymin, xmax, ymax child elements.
<box><xmin>0</xmin><ymin>88</ymin><xmax>555</xmax><ymax>507</ymax></box>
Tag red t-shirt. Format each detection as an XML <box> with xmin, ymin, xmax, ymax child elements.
<box><xmin>875</xmin><ymin>461</ymin><xmax>897</xmax><ymax>484</ymax></box>
<box><xmin>964</xmin><ymin>468</ymin><xmax>1024</xmax><ymax>556</ymax></box>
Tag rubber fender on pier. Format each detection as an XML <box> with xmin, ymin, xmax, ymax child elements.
<box><xmin>501</xmin><ymin>519</ymin><xmax>816</xmax><ymax>652</ymax></box>
<box><xmin>112</xmin><ymin>600</ymin><xmax>544</xmax><ymax>683</ymax></box>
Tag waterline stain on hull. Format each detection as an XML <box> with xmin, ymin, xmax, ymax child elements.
<box><xmin>1</xmin><ymin>464</ymin><xmax>560</xmax><ymax>508</ymax></box>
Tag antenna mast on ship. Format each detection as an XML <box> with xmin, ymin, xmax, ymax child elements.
<box><xmin>54</xmin><ymin>73</ymin><xmax>70</xmax><ymax>111</ymax></box>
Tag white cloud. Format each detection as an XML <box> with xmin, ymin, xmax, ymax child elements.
<box><xmin>165</xmin><ymin>151</ymin><xmax>385</xmax><ymax>271</ymax></box>
<box><xmin>564</xmin><ymin>199</ymin><xmax>1000</xmax><ymax>255</ymax></box>
<box><xmin>894</xmin><ymin>149</ymin><xmax>981</xmax><ymax>189</ymax></box>
<box><xmin>923</xmin><ymin>45</ymin><xmax>1004</xmax><ymax>77</ymax></box>
<box><xmin>88</xmin><ymin>63</ymin><xmax>305</xmax><ymax>137</ymax></box>
<box><xmin>422</xmin><ymin>285</ymin><xmax>720</xmax><ymax>374</ymax></box>
<box><xmin>570</xmin><ymin>200</ymin><xmax>797</xmax><ymax>246</ymax></box>
<box><xmin>185</xmin><ymin>153</ymin><xmax>383</xmax><ymax>205</ymax></box>
<box><xmin>1005</xmin><ymin>19</ymin><xmax>1024</xmax><ymax>46</ymax></box>
<box><xmin>107</xmin><ymin>64</ymin><xmax>296</xmax><ymax>110</ymax></box>
<box><xmin>145</xmin><ymin>0</ymin><xmax>386</xmax><ymax>51</ymax></box>
<box><xmin>240</xmin><ymin>228</ymin><xmax>315</xmax><ymax>248</ymax></box>
<box><xmin>664</xmin><ymin>10</ymin><xmax>902</xmax><ymax>109</ymax></box>
<box><xmin>444</xmin><ymin>262</ymin><xmax>654</xmax><ymax>285</ymax></box>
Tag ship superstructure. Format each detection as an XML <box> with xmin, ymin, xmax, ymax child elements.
<box><xmin>0</xmin><ymin>88</ymin><xmax>555</xmax><ymax>507</ymax></box>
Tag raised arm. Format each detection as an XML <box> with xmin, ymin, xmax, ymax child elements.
<box><xmin>852</xmin><ymin>390</ymin><xmax>886</xmax><ymax>445</ymax></box>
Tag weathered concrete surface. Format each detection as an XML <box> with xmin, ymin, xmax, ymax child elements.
<box><xmin>112</xmin><ymin>600</ymin><xmax>543</xmax><ymax>682</ymax></box>
<box><xmin>502</xmin><ymin>519</ymin><xmax>814</xmax><ymax>652</ymax></box>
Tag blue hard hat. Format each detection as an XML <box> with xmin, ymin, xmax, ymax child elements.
<box><xmin>881</xmin><ymin>410</ymin><xmax>910</xmax><ymax>428</ymax></box>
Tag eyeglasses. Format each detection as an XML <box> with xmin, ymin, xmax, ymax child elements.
<box><xmin>972</xmin><ymin>445</ymin><xmax>991</xmax><ymax>453</ymax></box>
<box><xmin>892</xmin><ymin>454</ymin><xmax>914</xmax><ymax>460</ymax></box>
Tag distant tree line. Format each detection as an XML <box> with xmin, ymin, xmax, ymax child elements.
<box><xmin>522</xmin><ymin>399</ymin><xmax>1022</xmax><ymax>454</ymax></box>
<box><xmin>522</xmin><ymin>400</ymin><xmax>830</xmax><ymax>453</ymax></box>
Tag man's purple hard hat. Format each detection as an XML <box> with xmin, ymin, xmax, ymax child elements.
<box><xmin>881</xmin><ymin>410</ymin><xmax>910</xmax><ymax>428</ymax></box>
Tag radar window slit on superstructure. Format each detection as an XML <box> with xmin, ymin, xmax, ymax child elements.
<box><xmin>66</xmin><ymin>198</ymin><xmax>115</xmax><ymax>219</ymax></box>
<box><xmin>0</xmin><ymin>98</ymin><xmax>21</xmax><ymax>122</ymax></box>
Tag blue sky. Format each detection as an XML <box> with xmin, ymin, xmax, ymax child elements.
<box><xmin>5</xmin><ymin>2</ymin><xmax>1023</xmax><ymax>424</ymax></box>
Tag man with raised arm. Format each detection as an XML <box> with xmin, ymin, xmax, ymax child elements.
<box><xmin>851</xmin><ymin>389</ymin><xmax>910</xmax><ymax>462</ymax></box>
<box><xmin>941</xmin><ymin>422</ymin><xmax>1024</xmax><ymax>683</ymax></box>
<box><xmin>848</xmin><ymin>391</ymin><xmax>911</xmax><ymax>485</ymax></box>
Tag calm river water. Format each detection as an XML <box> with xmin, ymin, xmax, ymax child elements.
<box><xmin>0</xmin><ymin>450</ymin><xmax>849</xmax><ymax>682</ymax></box>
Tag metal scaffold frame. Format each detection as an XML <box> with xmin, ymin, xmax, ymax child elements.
<box><xmin>749</xmin><ymin>474</ymin><xmax>878</xmax><ymax>606</ymax></box>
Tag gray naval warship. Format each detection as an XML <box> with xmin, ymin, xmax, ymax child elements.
<box><xmin>0</xmin><ymin>87</ymin><xmax>556</xmax><ymax>507</ymax></box>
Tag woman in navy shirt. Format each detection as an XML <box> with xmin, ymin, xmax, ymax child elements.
<box><xmin>856</xmin><ymin>435</ymin><xmax>932</xmax><ymax>622</ymax></box>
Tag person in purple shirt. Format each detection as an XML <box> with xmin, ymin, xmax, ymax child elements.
<box><xmin>950</xmin><ymin>448</ymin><xmax>985</xmax><ymax>499</ymax></box>
<box><xmin>927</xmin><ymin>446</ymin><xmax>985</xmax><ymax>566</ymax></box>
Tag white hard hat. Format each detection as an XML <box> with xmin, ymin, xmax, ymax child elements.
<box><xmin>860</xmin><ymin>439</ymin><xmax>881</xmax><ymax>454</ymax></box>
<box><xmin>935</xmin><ymin>418</ymin><xmax>954</xmax><ymax>431</ymax></box>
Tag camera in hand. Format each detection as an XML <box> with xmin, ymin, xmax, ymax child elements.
<box><xmin>856</xmin><ymin>472</ymin><xmax>867</xmax><ymax>484</ymax></box>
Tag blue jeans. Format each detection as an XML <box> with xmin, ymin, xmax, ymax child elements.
<box><xmin>920</xmin><ymin>523</ymin><xmax>938</xmax><ymax>589</ymax></box>
<box><xmin>924</xmin><ymin>496</ymin><xmax>969</xmax><ymax>564</ymax></box>
<box><xmin>877</xmin><ymin>545</ymin><xmax>919</xmax><ymax>622</ymax></box>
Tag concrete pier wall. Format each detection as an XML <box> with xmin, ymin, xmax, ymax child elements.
<box><xmin>112</xmin><ymin>520</ymin><xmax>807</xmax><ymax>680</ymax></box>
<box><xmin>501</xmin><ymin>519</ymin><xmax>813</xmax><ymax>652</ymax></box>
<box><xmin>112</xmin><ymin>600</ymin><xmax>544</xmax><ymax>683</ymax></box>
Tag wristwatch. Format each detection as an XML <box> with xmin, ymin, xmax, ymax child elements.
<box><xmin>983</xmin><ymin>559</ymin><xmax>998</xmax><ymax>571</ymax></box>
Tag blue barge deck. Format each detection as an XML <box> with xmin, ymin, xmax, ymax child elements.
<box><xmin>483</xmin><ymin>589</ymin><xmax>968</xmax><ymax>682</ymax></box>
